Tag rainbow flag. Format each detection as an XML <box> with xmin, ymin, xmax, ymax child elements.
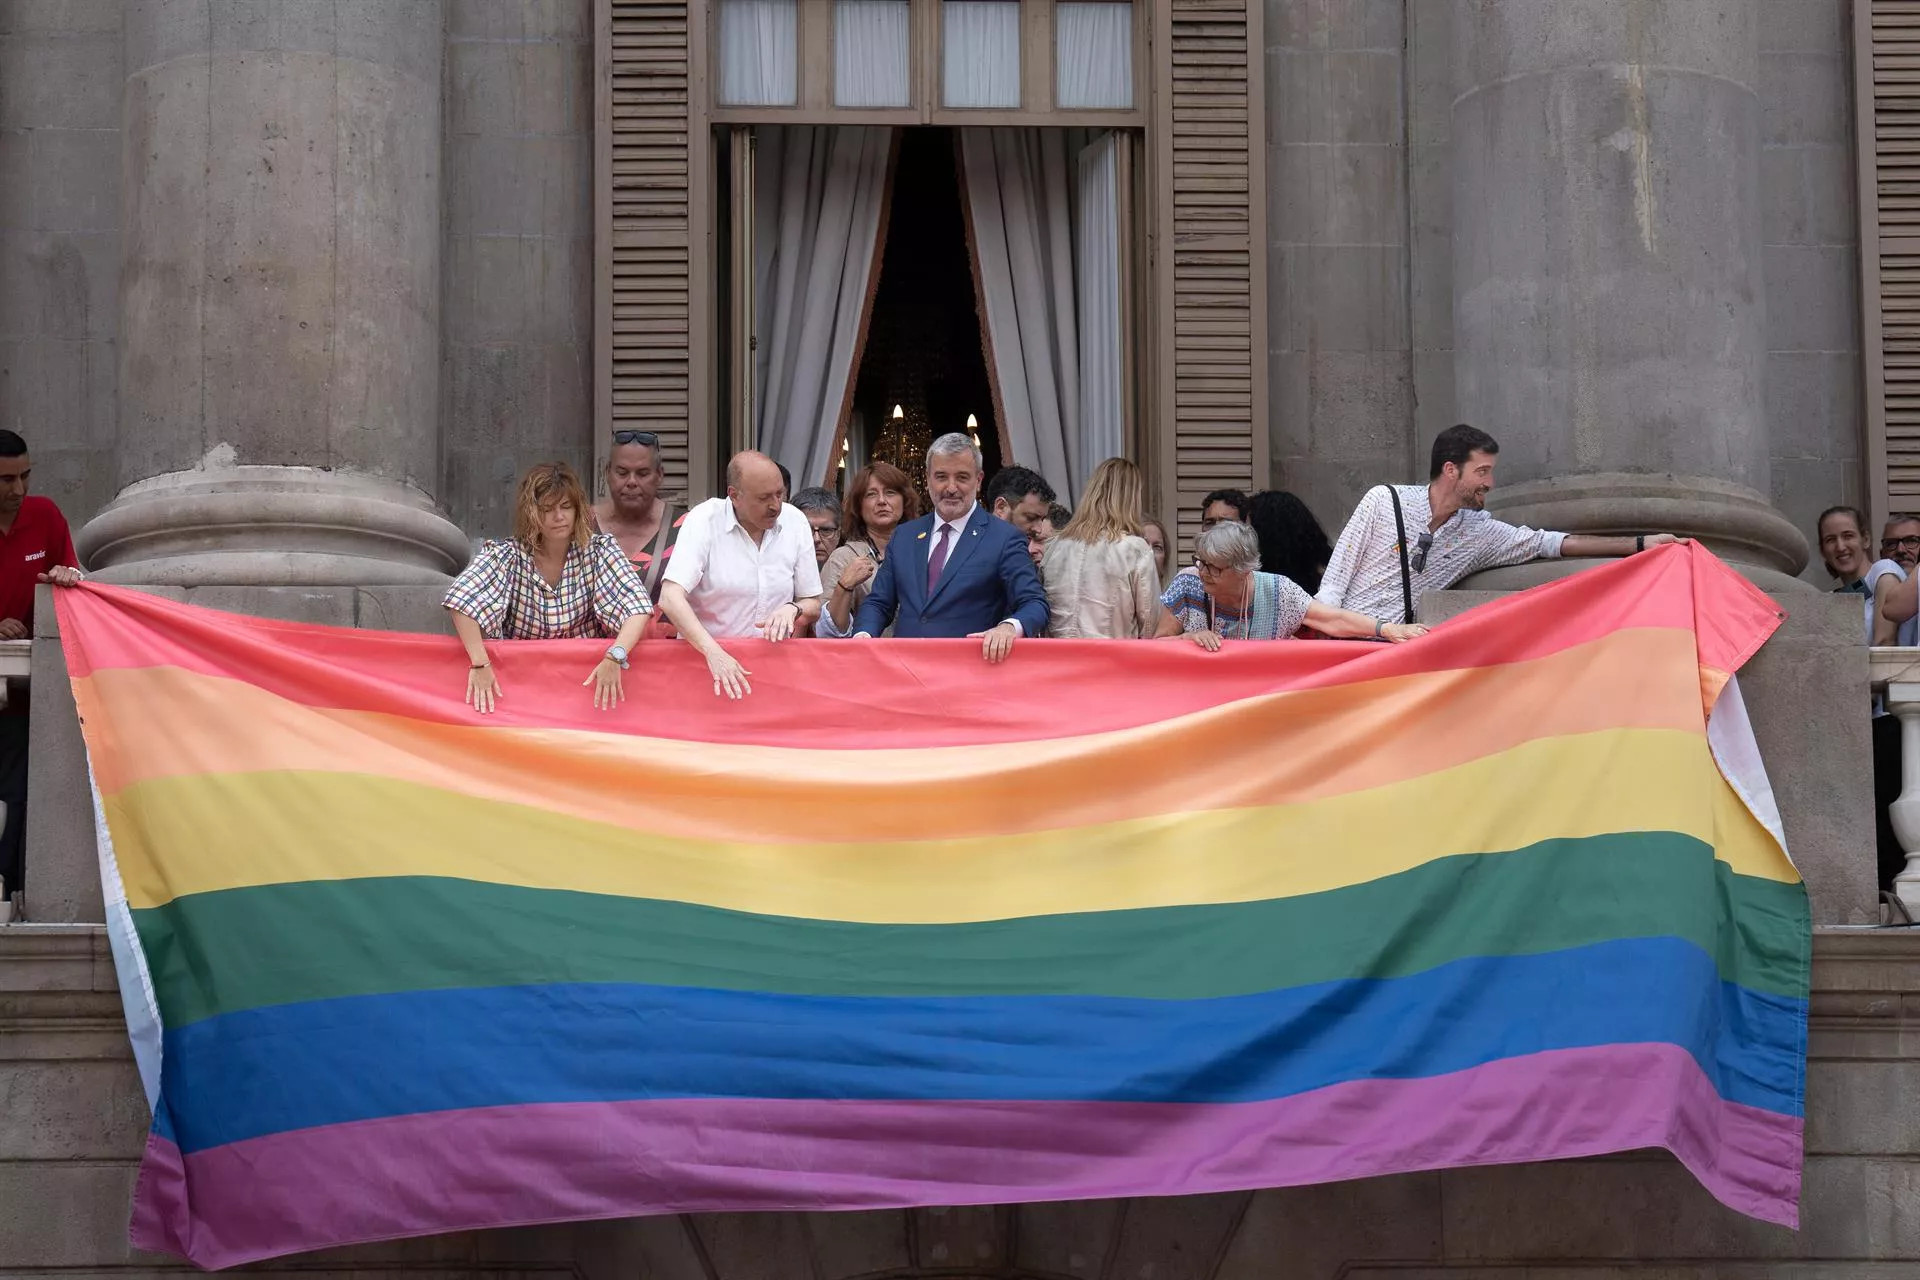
<box><xmin>59</xmin><ymin>543</ymin><xmax>1807</xmax><ymax>1269</ymax></box>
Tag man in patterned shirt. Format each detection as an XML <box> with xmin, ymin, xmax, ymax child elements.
<box><xmin>1316</xmin><ymin>424</ymin><xmax>1681</xmax><ymax>625</ymax></box>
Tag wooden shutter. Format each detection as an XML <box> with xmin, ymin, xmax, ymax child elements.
<box><xmin>1154</xmin><ymin>0</ymin><xmax>1267</xmax><ymax>553</ymax></box>
<box><xmin>1862</xmin><ymin>0</ymin><xmax>1920</xmax><ymax>524</ymax></box>
<box><xmin>599</xmin><ymin>0</ymin><xmax>698</xmax><ymax>497</ymax></box>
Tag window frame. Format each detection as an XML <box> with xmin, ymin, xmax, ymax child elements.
<box><xmin>706</xmin><ymin>0</ymin><xmax>1148</xmax><ymax>127</ymax></box>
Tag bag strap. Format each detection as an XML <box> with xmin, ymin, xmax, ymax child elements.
<box><xmin>1383</xmin><ymin>485</ymin><xmax>1414</xmax><ymax>625</ymax></box>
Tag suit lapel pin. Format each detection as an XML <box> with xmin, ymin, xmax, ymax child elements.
<box><xmin>917</xmin><ymin>531</ymin><xmax>928</xmax><ymax>540</ymax></box>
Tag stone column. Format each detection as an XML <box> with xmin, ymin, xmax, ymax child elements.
<box><xmin>1450</xmin><ymin>0</ymin><xmax>1808</xmax><ymax>587</ymax></box>
<box><xmin>78</xmin><ymin>0</ymin><xmax>469</xmax><ymax>585</ymax></box>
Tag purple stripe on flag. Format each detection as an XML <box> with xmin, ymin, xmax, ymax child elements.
<box><xmin>132</xmin><ymin>1042</ymin><xmax>1803</xmax><ymax>1269</ymax></box>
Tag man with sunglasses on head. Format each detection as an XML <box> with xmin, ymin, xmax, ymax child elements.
<box><xmin>1316</xmin><ymin>424</ymin><xmax>1681</xmax><ymax>626</ymax></box>
<box><xmin>592</xmin><ymin>429</ymin><xmax>686</xmax><ymax>604</ymax></box>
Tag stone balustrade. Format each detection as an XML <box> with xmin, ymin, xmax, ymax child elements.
<box><xmin>1869</xmin><ymin>647</ymin><xmax>1920</xmax><ymax>917</ymax></box>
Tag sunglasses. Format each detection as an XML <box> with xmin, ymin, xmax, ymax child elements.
<box><xmin>612</xmin><ymin>430</ymin><xmax>660</xmax><ymax>447</ymax></box>
<box><xmin>1409</xmin><ymin>531</ymin><xmax>1435</xmax><ymax>574</ymax></box>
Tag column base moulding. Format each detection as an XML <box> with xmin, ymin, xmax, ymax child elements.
<box><xmin>1457</xmin><ymin>472</ymin><xmax>1814</xmax><ymax>594</ymax></box>
<box><xmin>76</xmin><ymin>467</ymin><xmax>473</xmax><ymax>588</ymax></box>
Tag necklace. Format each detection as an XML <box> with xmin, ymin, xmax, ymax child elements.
<box><xmin>1208</xmin><ymin>591</ymin><xmax>1251</xmax><ymax>641</ymax></box>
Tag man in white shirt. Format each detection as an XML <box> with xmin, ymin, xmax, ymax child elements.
<box><xmin>656</xmin><ymin>451</ymin><xmax>822</xmax><ymax>698</ymax></box>
<box><xmin>1317</xmin><ymin>424</ymin><xmax>1680</xmax><ymax>624</ymax></box>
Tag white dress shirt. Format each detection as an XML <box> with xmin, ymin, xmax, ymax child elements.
<box><xmin>1316</xmin><ymin>484</ymin><xmax>1565</xmax><ymax>623</ymax></box>
<box><xmin>663</xmin><ymin>497</ymin><xmax>823</xmax><ymax>639</ymax></box>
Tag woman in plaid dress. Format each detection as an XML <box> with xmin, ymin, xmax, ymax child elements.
<box><xmin>442</xmin><ymin>462</ymin><xmax>655</xmax><ymax>714</ymax></box>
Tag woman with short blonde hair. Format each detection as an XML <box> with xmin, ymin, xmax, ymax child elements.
<box><xmin>1040</xmin><ymin>458</ymin><xmax>1165</xmax><ymax>639</ymax></box>
<box><xmin>443</xmin><ymin>461</ymin><xmax>654</xmax><ymax>713</ymax></box>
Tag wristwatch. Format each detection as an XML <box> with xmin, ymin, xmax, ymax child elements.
<box><xmin>605</xmin><ymin>644</ymin><xmax>629</xmax><ymax>669</ymax></box>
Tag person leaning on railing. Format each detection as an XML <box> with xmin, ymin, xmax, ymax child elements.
<box><xmin>443</xmin><ymin>462</ymin><xmax>654</xmax><ymax>715</ymax></box>
<box><xmin>1156</xmin><ymin>520</ymin><xmax>1429</xmax><ymax>649</ymax></box>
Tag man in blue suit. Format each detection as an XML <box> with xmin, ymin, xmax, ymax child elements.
<box><xmin>850</xmin><ymin>433</ymin><xmax>1048</xmax><ymax>661</ymax></box>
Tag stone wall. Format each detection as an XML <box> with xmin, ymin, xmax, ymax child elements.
<box><xmin>441</xmin><ymin>0</ymin><xmax>596</xmax><ymax>540</ymax></box>
<box><xmin>1269</xmin><ymin>0</ymin><xmax>1861</xmax><ymax>585</ymax></box>
<box><xmin>1761</xmin><ymin>0</ymin><xmax>1864</xmax><ymax>563</ymax></box>
<box><xmin>0</xmin><ymin>0</ymin><xmax>598</xmax><ymax>549</ymax></box>
<box><xmin>1265</xmin><ymin>0</ymin><xmax>1415</xmax><ymax>537</ymax></box>
<box><xmin>0</xmin><ymin>0</ymin><xmax>122</xmax><ymax>526</ymax></box>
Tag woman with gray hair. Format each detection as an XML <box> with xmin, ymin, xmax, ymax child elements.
<box><xmin>1155</xmin><ymin>520</ymin><xmax>1428</xmax><ymax>650</ymax></box>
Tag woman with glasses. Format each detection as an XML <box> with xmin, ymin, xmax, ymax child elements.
<box><xmin>817</xmin><ymin>461</ymin><xmax>919</xmax><ymax>637</ymax></box>
<box><xmin>1155</xmin><ymin>521</ymin><xmax>1428</xmax><ymax>650</ymax></box>
<box><xmin>591</xmin><ymin>429</ymin><xmax>685</xmax><ymax>602</ymax></box>
<box><xmin>1041</xmin><ymin>458</ymin><xmax>1166</xmax><ymax>639</ymax></box>
<box><xmin>444</xmin><ymin>462</ymin><xmax>655</xmax><ymax>713</ymax></box>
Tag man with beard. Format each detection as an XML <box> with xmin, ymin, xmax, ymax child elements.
<box><xmin>1316</xmin><ymin>424</ymin><xmax>1681</xmax><ymax>626</ymax></box>
<box><xmin>852</xmin><ymin>433</ymin><xmax>1047</xmax><ymax>661</ymax></box>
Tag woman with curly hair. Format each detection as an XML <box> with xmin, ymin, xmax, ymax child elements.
<box><xmin>1245</xmin><ymin>489</ymin><xmax>1334</xmax><ymax>596</ymax></box>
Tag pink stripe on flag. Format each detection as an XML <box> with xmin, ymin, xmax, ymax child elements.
<box><xmin>131</xmin><ymin>1043</ymin><xmax>1802</xmax><ymax>1269</ymax></box>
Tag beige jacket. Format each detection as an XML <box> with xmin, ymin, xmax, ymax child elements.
<box><xmin>1041</xmin><ymin>534</ymin><xmax>1163</xmax><ymax>639</ymax></box>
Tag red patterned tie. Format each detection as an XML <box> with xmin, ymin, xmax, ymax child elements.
<box><xmin>927</xmin><ymin>524</ymin><xmax>952</xmax><ymax>593</ymax></box>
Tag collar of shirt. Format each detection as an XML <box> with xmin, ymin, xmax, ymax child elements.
<box><xmin>501</xmin><ymin>538</ymin><xmax>586</xmax><ymax>585</ymax></box>
<box><xmin>718</xmin><ymin>497</ymin><xmax>790</xmax><ymax>545</ymax></box>
<box><xmin>931</xmin><ymin>504</ymin><xmax>978</xmax><ymax>539</ymax></box>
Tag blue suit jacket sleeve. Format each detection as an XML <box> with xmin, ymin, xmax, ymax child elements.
<box><xmin>854</xmin><ymin>546</ymin><xmax>900</xmax><ymax>636</ymax></box>
<box><xmin>999</xmin><ymin>528</ymin><xmax>1050</xmax><ymax>637</ymax></box>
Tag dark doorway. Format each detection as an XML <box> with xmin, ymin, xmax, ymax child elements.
<box><xmin>844</xmin><ymin>127</ymin><xmax>1001</xmax><ymax>498</ymax></box>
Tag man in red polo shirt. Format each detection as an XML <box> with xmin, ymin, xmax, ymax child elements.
<box><xmin>0</xmin><ymin>431</ymin><xmax>83</xmax><ymax>912</ymax></box>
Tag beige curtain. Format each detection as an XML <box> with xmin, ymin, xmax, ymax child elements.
<box><xmin>753</xmin><ymin>126</ymin><xmax>895</xmax><ymax>486</ymax></box>
<box><xmin>959</xmin><ymin>127</ymin><xmax>1123</xmax><ymax>502</ymax></box>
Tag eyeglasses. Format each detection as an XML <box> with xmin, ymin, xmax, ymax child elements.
<box><xmin>810</xmin><ymin>526</ymin><xmax>840</xmax><ymax>542</ymax></box>
<box><xmin>1195</xmin><ymin>559</ymin><xmax>1235</xmax><ymax>576</ymax></box>
<box><xmin>1885</xmin><ymin>535</ymin><xmax>1920</xmax><ymax>552</ymax></box>
<box><xmin>1409</xmin><ymin>531</ymin><xmax>1435</xmax><ymax>574</ymax></box>
<box><xmin>612</xmin><ymin>430</ymin><xmax>660</xmax><ymax>447</ymax></box>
